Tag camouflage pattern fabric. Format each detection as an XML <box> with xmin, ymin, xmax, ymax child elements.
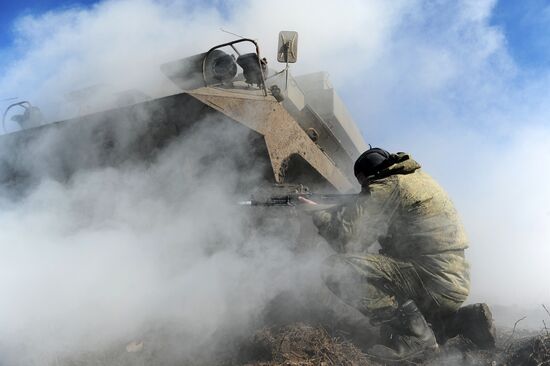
<box><xmin>313</xmin><ymin>153</ymin><xmax>470</xmax><ymax>321</ymax></box>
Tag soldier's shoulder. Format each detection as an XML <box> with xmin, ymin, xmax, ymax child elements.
<box><xmin>396</xmin><ymin>169</ymin><xmax>452</xmax><ymax>198</ymax></box>
<box><xmin>397</xmin><ymin>169</ymin><xmax>439</xmax><ymax>185</ymax></box>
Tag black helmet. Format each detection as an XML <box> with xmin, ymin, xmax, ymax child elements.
<box><xmin>353</xmin><ymin>147</ymin><xmax>393</xmax><ymax>178</ymax></box>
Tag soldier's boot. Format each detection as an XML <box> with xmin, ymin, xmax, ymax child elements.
<box><xmin>445</xmin><ymin>303</ymin><xmax>496</xmax><ymax>349</ymax></box>
<box><xmin>367</xmin><ymin>300</ymin><xmax>438</xmax><ymax>362</ymax></box>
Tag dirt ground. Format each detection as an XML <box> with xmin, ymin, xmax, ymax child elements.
<box><xmin>56</xmin><ymin>320</ymin><xmax>550</xmax><ymax>366</ymax></box>
<box><xmin>235</xmin><ymin>323</ymin><xmax>550</xmax><ymax>366</ymax></box>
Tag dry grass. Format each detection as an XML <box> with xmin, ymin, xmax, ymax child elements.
<box><xmin>504</xmin><ymin>334</ymin><xmax>550</xmax><ymax>366</ymax></box>
<box><xmin>238</xmin><ymin>323</ymin><xmax>377</xmax><ymax>366</ymax></box>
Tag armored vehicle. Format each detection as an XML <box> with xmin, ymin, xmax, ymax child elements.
<box><xmin>0</xmin><ymin>32</ymin><xmax>366</xmax><ymax>195</ymax></box>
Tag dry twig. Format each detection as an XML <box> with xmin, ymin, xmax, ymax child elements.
<box><xmin>505</xmin><ymin>316</ymin><xmax>527</xmax><ymax>353</ymax></box>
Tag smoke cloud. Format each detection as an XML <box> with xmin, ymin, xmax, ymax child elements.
<box><xmin>0</xmin><ymin>116</ymin><xmax>333</xmax><ymax>364</ymax></box>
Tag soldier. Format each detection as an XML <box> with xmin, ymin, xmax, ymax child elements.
<box><xmin>300</xmin><ymin>147</ymin><xmax>495</xmax><ymax>361</ymax></box>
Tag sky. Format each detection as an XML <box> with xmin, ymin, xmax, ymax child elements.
<box><xmin>491</xmin><ymin>0</ymin><xmax>550</xmax><ymax>70</ymax></box>
<box><xmin>0</xmin><ymin>0</ymin><xmax>550</xmax><ymax>360</ymax></box>
<box><xmin>0</xmin><ymin>0</ymin><xmax>97</xmax><ymax>74</ymax></box>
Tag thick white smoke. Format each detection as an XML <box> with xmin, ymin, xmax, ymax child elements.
<box><xmin>0</xmin><ymin>117</ymin><xmax>332</xmax><ymax>364</ymax></box>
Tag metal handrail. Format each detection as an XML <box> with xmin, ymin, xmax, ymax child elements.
<box><xmin>2</xmin><ymin>101</ymin><xmax>31</xmax><ymax>133</ymax></box>
<box><xmin>202</xmin><ymin>38</ymin><xmax>268</xmax><ymax>96</ymax></box>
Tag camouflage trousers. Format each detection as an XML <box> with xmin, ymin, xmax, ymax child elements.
<box><xmin>321</xmin><ymin>251</ymin><xmax>470</xmax><ymax>325</ymax></box>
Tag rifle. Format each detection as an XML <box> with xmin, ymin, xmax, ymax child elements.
<box><xmin>238</xmin><ymin>184</ymin><xmax>359</xmax><ymax>207</ymax></box>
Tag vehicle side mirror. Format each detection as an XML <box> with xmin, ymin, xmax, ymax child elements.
<box><xmin>277</xmin><ymin>31</ymin><xmax>298</xmax><ymax>63</ymax></box>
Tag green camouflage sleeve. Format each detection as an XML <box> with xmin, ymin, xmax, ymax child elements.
<box><xmin>312</xmin><ymin>177</ymin><xmax>400</xmax><ymax>253</ymax></box>
<box><xmin>312</xmin><ymin>199</ymin><xmax>366</xmax><ymax>253</ymax></box>
<box><xmin>360</xmin><ymin>178</ymin><xmax>401</xmax><ymax>247</ymax></box>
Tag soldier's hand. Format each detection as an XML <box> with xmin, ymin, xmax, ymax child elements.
<box><xmin>298</xmin><ymin>196</ymin><xmax>318</xmax><ymax>205</ymax></box>
<box><xmin>298</xmin><ymin>196</ymin><xmax>337</xmax><ymax>214</ymax></box>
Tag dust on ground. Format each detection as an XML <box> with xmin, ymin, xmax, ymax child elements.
<box><xmin>55</xmin><ymin>321</ymin><xmax>550</xmax><ymax>366</ymax></box>
<box><xmin>235</xmin><ymin>323</ymin><xmax>549</xmax><ymax>366</ymax></box>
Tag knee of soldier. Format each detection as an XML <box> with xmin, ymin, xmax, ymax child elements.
<box><xmin>321</xmin><ymin>254</ymin><xmax>353</xmax><ymax>293</ymax></box>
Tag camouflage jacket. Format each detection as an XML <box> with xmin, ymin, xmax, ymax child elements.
<box><xmin>313</xmin><ymin>153</ymin><xmax>468</xmax><ymax>258</ymax></box>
